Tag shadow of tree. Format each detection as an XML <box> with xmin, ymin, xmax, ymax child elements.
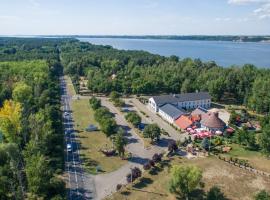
<box><xmin>133</xmin><ymin>177</ymin><xmax>153</xmax><ymax>189</ymax></box>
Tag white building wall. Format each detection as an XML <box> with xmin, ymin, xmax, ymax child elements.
<box><xmin>158</xmin><ymin>109</ymin><xmax>174</xmax><ymax>124</ymax></box>
<box><xmin>148</xmin><ymin>97</ymin><xmax>158</xmax><ymax>112</ymax></box>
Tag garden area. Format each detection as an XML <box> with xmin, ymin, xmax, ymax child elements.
<box><xmin>106</xmin><ymin>156</ymin><xmax>270</xmax><ymax>200</ymax></box>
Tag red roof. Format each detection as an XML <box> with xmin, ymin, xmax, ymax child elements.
<box><xmin>175</xmin><ymin>115</ymin><xmax>193</xmax><ymax>130</ymax></box>
<box><xmin>191</xmin><ymin>114</ymin><xmax>201</xmax><ymax>122</ymax></box>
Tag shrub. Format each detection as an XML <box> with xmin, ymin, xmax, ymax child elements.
<box><xmin>168</xmin><ymin>140</ymin><xmax>178</xmax><ymax>153</ymax></box>
<box><xmin>116</xmin><ymin>184</ymin><xmax>122</xmax><ymax>191</ymax></box>
<box><xmin>143</xmin><ymin>162</ymin><xmax>151</xmax><ymax>170</ymax></box>
<box><xmin>126</xmin><ymin>167</ymin><xmax>142</xmax><ymax>183</ymax></box>
<box><xmin>152</xmin><ymin>153</ymin><xmax>162</xmax><ymax>163</ymax></box>
<box><xmin>149</xmin><ymin>160</ymin><xmax>155</xmax><ymax>167</ymax></box>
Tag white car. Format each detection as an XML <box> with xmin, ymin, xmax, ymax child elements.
<box><xmin>67</xmin><ymin>143</ymin><xmax>72</xmax><ymax>152</ymax></box>
<box><xmin>64</xmin><ymin>112</ymin><xmax>69</xmax><ymax>116</ymax></box>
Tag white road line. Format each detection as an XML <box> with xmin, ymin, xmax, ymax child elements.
<box><xmin>63</xmin><ymin>79</ymin><xmax>80</xmax><ymax>197</ymax></box>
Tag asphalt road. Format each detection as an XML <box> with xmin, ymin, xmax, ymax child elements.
<box><xmin>60</xmin><ymin>77</ymin><xmax>95</xmax><ymax>200</ymax></box>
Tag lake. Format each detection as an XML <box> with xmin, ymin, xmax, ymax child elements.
<box><xmin>79</xmin><ymin>37</ymin><xmax>270</xmax><ymax>68</ymax></box>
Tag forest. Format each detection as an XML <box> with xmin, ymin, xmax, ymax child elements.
<box><xmin>0</xmin><ymin>37</ymin><xmax>269</xmax><ymax>199</ymax></box>
<box><xmin>60</xmin><ymin>40</ymin><xmax>270</xmax><ymax>114</ymax></box>
<box><xmin>0</xmin><ymin>38</ymin><xmax>71</xmax><ymax>199</ymax></box>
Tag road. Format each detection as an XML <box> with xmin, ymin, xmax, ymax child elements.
<box><xmin>61</xmin><ymin>92</ymin><xmax>187</xmax><ymax>199</ymax></box>
<box><xmin>60</xmin><ymin>77</ymin><xmax>95</xmax><ymax>200</ymax></box>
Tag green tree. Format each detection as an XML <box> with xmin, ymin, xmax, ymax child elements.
<box><xmin>125</xmin><ymin>112</ymin><xmax>141</xmax><ymax>127</ymax></box>
<box><xmin>143</xmin><ymin>123</ymin><xmax>161</xmax><ymax>142</ymax></box>
<box><xmin>89</xmin><ymin>96</ymin><xmax>101</xmax><ymax>110</ymax></box>
<box><xmin>169</xmin><ymin>165</ymin><xmax>202</xmax><ymax>200</ymax></box>
<box><xmin>12</xmin><ymin>82</ymin><xmax>32</xmax><ymax>105</ymax></box>
<box><xmin>25</xmin><ymin>153</ymin><xmax>51</xmax><ymax>197</ymax></box>
<box><xmin>201</xmin><ymin>138</ymin><xmax>210</xmax><ymax>151</ymax></box>
<box><xmin>258</xmin><ymin>126</ymin><xmax>270</xmax><ymax>155</ymax></box>
<box><xmin>100</xmin><ymin>118</ymin><xmax>117</xmax><ymax>137</ymax></box>
<box><xmin>255</xmin><ymin>190</ymin><xmax>270</xmax><ymax>200</ymax></box>
<box><xmin>113</xmin><ymin>128</ymin><xmax>127</xmax><ymax>158</ymax></box>
<box><xmin>208</xmin><ymin>78</ymin><xmax>225</xmax><ymax>101</ymax></box>
<box><xmin>206</xmin><ymin>186</ymin><xmax>226</xmax><ymax>200</ymax></box>
<box><xmin>109</xmin><ymin>91</ymin><xmax>120</xmax><ymax>101</ymax></box>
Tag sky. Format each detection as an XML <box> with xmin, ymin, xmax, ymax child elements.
<box><xmin>0</xmin><ymin>0</ymin><xmax>270</xmax><ymax>35</ymax></box>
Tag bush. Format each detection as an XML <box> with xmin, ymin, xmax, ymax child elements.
<box><xmin>125</xmin><ymin>112</ymin><xmax>141</xmax><ymax>127</ymax></box>
<box><xmin>143</xmin><ymin>162</ymin><xmax>151</xmax><ymax>170</ymax></box>
<box><xmin>126</xmin><ymin>167</ymin><xmax>142</xmax><ymax>183</ymax></box>
<box><xmin>149</xmin><ymin>160</ymin><xmax>155</xmax><ymax>167</ymax></box>
<box><xmin>168</xmin><ymin>140</ymin><xmax>178</xmax><ymax>153</ymax></box>
<box><xmin>89</xmin><ymin>96</ymin><xmax>101</xmax><ymax>110</ymax></box>
<box><xmin>116</xmin><ymin>184</ymin><xmax>122</xmax><ymax>191</ymax></box>
<box><xmin>152</xmin><ymin>153</ymin><xmax>162</xmax><ymax>163</ymax></box>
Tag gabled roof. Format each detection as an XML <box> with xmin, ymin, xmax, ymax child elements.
<box><xmin>159</xmin><ymin>104</ymin><xmax>186</xmax><ymax>119</ymax></box>
<box><xmin>175</xmin><ymin>115</ymin><xmax>193</xmax><ymax>130</ymax></box>
<box><xmin>191</xmin><ymin>106</ymin><xmax>208</xmax><ymax>116</ymax></box>
<box><xmin>152</xmin><ymin>92</ymin><xmax>211</xmax><ymax>106</ymax></box>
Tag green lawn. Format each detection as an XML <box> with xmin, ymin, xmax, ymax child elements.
<box><xmin>65</xmin><ymin>76</ymin><xmax>127</xmax><ymax>174</ymax></box>
<box><xmin>71</xmin><ymin>99</ymin><xmax>127</xmax><ymax>174</ymax></box>
<box><xmin>221</xmin><ymin>143</ymin><xmax>270</xmax><ymax>173</ymax></box>
<box><xmin>106</xmin><ymin>156</ymin><xmax>270</xmax><ymax>200</ymax></box>
<box><xmin>65</xmin><ymin>75</ymin><xmax>76</xmax><ymax>96</ymax></box>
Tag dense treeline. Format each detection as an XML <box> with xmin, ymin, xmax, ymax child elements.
<box><xmin>0</xmin><ymin>38</ymin><xmax>67</xmax><ymax>199</ymax></box>
<box><xmin>61</xmin><ymin>41</ymin><xmax>270</xmax><ymax>114</ymax></box>
<box><xmin>0</xmin><ymin>37</ymin><xmax>75</xmax><ymax>61</ymax></box>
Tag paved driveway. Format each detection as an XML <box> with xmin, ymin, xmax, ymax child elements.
<box><xmin>93</xmin><ymin>97</ymin><xmax>164</xmax><ymax>200</ymax></box>
<box><xmin>128</xmin><ymin>98</ymin><xmax>188</xmax><ymax>142</ymax></box>
<box><xmin>64</xmin><ymin>95</ymin><xmax>188</xmax><ymax>200</ymax></box>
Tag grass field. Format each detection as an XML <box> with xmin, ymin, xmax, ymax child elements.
<box><xmin>66</xmin><ymin>76</ymin><xmax>127</xmax><ymax>174</ymax></box>
<box><xmin>65</xmin><ymin>75</ymin><xmax>76</xmax><ymax>96</ymax></box>
<box><xmin>221</xmin><ymin>143</ymin><xmax>270</xmax><ymax>173</ymax></box>
<box><xmin>106</xmin><ymin>156</ymin><xmax>270</xmax><ymax>200</ymax></box>
<box><xmin>71</xmin><ymin>99</ymin><xmax>127</xmax><ymax>174</ymax></box>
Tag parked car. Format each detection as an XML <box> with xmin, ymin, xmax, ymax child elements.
<box><xmin>67</xmin><ymin>143</ymin><xmax>72</xmax><ymax>152</ymax></box>
<box><xmin>85</xmin><ymin>124</ymin><xmax>98</xmax><ymax>132</ymax></box>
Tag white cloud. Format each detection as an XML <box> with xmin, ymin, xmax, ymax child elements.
<box><xmin>253</xmin><ymin>3</ymin><xmax>270</xmax><ymax>18</ymax></box>
<box><xmin>228</xmin><ymin>0</ymin><xmax>270</xmax><ymax>4</ymax></box>
<box><xmin>28</xmin><ymin>0</ymin><xmax>40</xmax><ymax>8</ymax></box>
<box><xmin>228</xmin><ymin>0</ymin><xmax>270</xmax><ymax>19</ymax></box>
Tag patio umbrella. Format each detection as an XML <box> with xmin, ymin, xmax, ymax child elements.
<box><xmin>216</xmin><ymin>130</ymin><xmax>222</xmax><ymax>135</ymax></box>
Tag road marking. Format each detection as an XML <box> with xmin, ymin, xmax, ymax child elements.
<box><xmin>61</xmin><ymin>77</ymin><xmax>83</xmax><ymax>199</ymax></box>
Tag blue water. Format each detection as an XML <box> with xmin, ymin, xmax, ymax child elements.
<box><xmin>79</xmin><ymin>37</ymin><xmax>270</xmax><ymax>68</ymax></box>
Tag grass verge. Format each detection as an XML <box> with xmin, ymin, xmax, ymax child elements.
<box><xmin>106</xmin><ymin>156</ymin><xmax>270</xmax><ymax>200</ymax></box>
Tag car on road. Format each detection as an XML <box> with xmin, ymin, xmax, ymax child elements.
<box><xmin>64</xmin><ymin>112</ymin><xmax>69</xmax><ymax>116</ymax></box>
<box><xmin>67</xmin><ymin>143</ymin><xmax>72</xmax><ymax>152</ymax></box>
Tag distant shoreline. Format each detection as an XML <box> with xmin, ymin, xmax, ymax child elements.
<box><xmin>1</xmin><ymin>35</ymin><xmax>270</xmax><ymax>43</ymax></box>
<box><xmin>75</xmin><ymin>35</ymin><xmax>270</xmax><ymax>43</ymax></box>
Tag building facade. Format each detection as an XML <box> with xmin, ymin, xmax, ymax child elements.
<box><xmin>148</xmin><ymin>92</ymin><xmax>211</xmax><ymax>113</ymax></box>
<box><xmin>158</xmin><ymin>104</ymin><xmax>186</xmax><ymax>124</ymax></box>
